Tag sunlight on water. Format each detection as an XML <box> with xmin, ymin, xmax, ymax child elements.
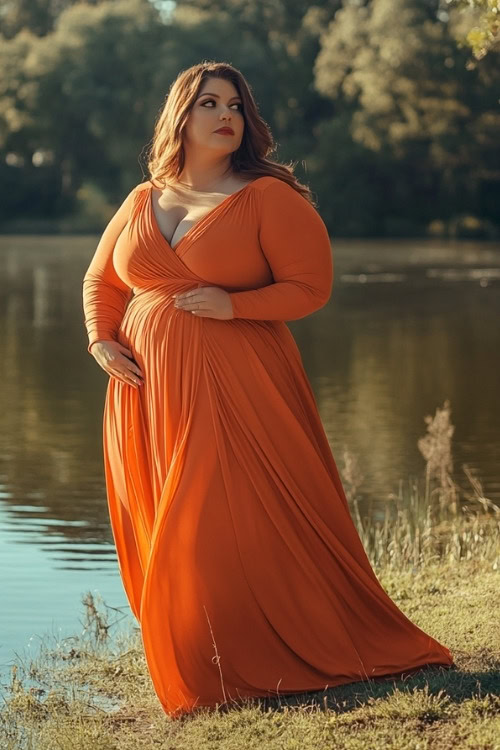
<box><xmin>0</xmin><ymin>233</ymin><xmax>498</xmax><ymax>674</ymax></box>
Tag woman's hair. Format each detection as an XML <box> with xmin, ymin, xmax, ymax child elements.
<box><xmin>145</xmin><ymin>60</ymin><xmax>315</xmax><ymax>205</ymax></box>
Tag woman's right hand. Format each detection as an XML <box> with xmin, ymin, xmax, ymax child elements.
<box><xmin>90</xmin><ymin>340</ymin><xmax>144</xmax><ymax>389</ymax></box>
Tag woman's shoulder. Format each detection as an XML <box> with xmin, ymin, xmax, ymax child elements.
<box><xmin>255</xmin><ymin>176</ymin><xmax>327</xmax><ymax>233</ymax></box>
<box><xmin>133</xmin><ymin>180</ymin><xmax>154</xmax><ymax>193</ymax></box>
<box><xmin>254</xmin><ymin>175</ymin><xmax>312</xmax><ymax>205</ymax></box>
<box><xmin>251</xmin><ymin>175</ymin><xmax>296</xmax><ymax>194</ymax></box>
<box><xmin>255</xmin><ymin>175</ymin><xmax>319</xmax><ymax>216</ymax></box>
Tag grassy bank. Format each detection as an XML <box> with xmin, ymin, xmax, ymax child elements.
<box><xmin>1</xmin><ymin>553</ymin><xmax>498</xmax><ymax>749</ymax></box>
<box><xmin>1</xmin><ymin>400</ymin><xmax>499</xmax><ymax>748</ymax></box>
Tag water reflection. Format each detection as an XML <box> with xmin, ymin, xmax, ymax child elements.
<box><xmin>0</xmin><ymin>234</ymin><xmax>499</xmax><ymax>667</ymax></box>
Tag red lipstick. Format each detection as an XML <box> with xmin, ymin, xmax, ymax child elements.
<box><xmin>214</xmin><ymin>127</ymin><xmax>234</xmax><ymax>135</ymax></box>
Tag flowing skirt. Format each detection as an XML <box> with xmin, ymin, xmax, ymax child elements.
<box><xmin>101</xmin><ymin>287</ymin><xmax>454</xmax><ymax>717</ymax></box>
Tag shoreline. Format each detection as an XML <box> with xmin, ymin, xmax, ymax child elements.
<box><xmin>2</xmin><ymin>521</ymin><xmax>498</xmax><ymax>749</ymax></box>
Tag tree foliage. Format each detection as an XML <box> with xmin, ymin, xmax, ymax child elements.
<box><xmin>0</xmin><ymin>0</ymin><xmax>498</xmax><ymax>236</ymax></box>
<box><xmin>313</xmin><ymin>0</ymin><xmax>500</xmax><ymax>231</ymax></box>
<box><xmin>446</xmin><ymin>0</ymin><xmax>500</xmax><ymax>59</ymax></box>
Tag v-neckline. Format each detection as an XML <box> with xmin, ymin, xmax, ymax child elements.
<box><xmin>148</xmin><ymin>177</ymin><xmax>263</xmax><ymax>253</ymax></box>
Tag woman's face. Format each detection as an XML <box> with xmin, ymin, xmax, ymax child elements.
<box><xmin>183</xmin><ymin>77</ymin><xmax>245</xmax><ymax>154</ymax></box>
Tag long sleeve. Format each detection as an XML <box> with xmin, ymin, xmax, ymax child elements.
<box><xmin>82</xmin><ymin>188</ymin><xmax>136</xmax><ymax>353</ymax></box>
<box><xmin>228</xmin><ymin>180</ymin><xmax>333</xmax><ymax>321</ymax></box>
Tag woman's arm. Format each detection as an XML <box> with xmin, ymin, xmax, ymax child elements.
<box><xmin>228</xmin><ymin>180</ymin><xmax>333</xmax><ymax>321</ymax></box>
<box><xmin>82</xmin><ymin>188</ymin><xmax>136</xmax><ymax>353</ymax></box>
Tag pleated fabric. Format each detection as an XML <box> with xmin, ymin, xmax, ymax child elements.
<box><xmin>82</xmin><ymin>176</ymin><xmax>454</xmax><ymax>717</ymax></box>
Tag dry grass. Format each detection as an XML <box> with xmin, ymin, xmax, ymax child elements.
<box><xmin>343</xmin><ymin>399</ymin><xmax>500</xmax><ymax>572</ymax></box>
<box><xmin>1</xmin><ymin>400</ymin><xmax>498</xmax><ymax>749</ymax></box>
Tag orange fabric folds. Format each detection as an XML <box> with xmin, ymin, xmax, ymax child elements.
<box><xmin>82</xmin><ymin>176</ymin><xmax>453</xmax><ymax>717</ymax></box>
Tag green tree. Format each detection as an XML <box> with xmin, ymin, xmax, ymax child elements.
<box><xmin>0</xmin><ymin>0</ymin><xmax>106</xmax><ymax>39</ymax></box>
<box><xmin>1</xmin><ymin>0</ymin><xmax>342</xmax><ymax>211</ymax></box>
<box><xmin>0</xmin><ymin>0</ymin><xmax>172</xmax><ymax>207</ymax></box>
<box><xmin>446</xmin><ymin>0</ymin><xmax>500</xmax><ymax>59</ymax></box>
<box><xmin>312</xmin><ymin>0</ymin><xmax>500</xmax><ymax>232</ymax></box>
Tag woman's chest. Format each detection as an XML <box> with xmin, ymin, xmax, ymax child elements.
<box><xmin>113</xmin><ymin>188</ymin><xmax>273</xmax><ymax>291</ymax></box>
<box><xmin>152</xmin><ymin>191</ymin><xmax>229</xmax><ymax>250</ymax></box>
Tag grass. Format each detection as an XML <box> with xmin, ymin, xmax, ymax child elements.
<box><xmin>1</xmin><ymin>400</ymin><xmax>499</xmax><ymax>749</ymax></box>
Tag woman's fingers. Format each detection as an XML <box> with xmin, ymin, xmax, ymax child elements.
<box><xmin>116</xmin><ymin>344</ymin><xmax>145</xmax><ymax>379</ymax></box>
<box><xmin>114</xmin><ymin>351</ymin><xmax>144</xmax><ymax>381</ymax></box>
<box><xmin>109</xmin><ymin>356</ymin><xmax>144</xmax><ymax>387</ymax></box>
<box><xmin>173</xmin><ymin>286</ymin><xmax>233</xmax><ymax>319</ymax></box>
<box><xmin>91</xmin><ymin>341</ymin><xmax>144</xmax><ymax>388</ymax></box>
<box><xmin>109</xmin><ymin>366</ymin><xmax>142</xmax><ymax>388</ymax></box>
<box><xmin>119</xmin><ymin>359</ymin><xmax>144</xmax><ymax>386</ymax></box>
<box><xmin>126</xmin><ymin>360</ymin><xmax>145</xmax><ymax>379</ymax></box>
<box><xmin>117</xmin><ymin>343</ymin><xmax>133</xmax><ymax>358</ymax></box>
<box><xmin>117</xmin><ymin>359</ymin><xmax>144</xmax><ymax>381</ymax></box>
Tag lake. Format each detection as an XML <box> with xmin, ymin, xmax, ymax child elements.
<box><xmin>1</xmin><ymin>234</ymin><xmax>499</xmax><ymax>680</ymax></box>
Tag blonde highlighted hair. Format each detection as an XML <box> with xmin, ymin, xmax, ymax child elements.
<box><xmin>145</xmin><ymin>60</ymin><xmax>315</xmax><ymax>206</ymax></box>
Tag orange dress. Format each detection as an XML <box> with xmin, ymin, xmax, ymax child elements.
<box><xmin>82</xmin><ymin>176</ymin><xmax>454</xmax><ymax>717</ymax></box>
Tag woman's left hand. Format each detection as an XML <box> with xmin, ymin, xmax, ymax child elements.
<box><xmin>172</xmin><ymin>286</ymin><xmax>234</xmax><ymax>320</ymax></box>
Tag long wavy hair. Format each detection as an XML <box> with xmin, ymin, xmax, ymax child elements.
<box><xmin>145</xmin><ymin>61</ymin><xmax>315</xmax><ymax>206</ymax></box>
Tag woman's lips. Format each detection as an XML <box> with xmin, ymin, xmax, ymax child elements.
<box><xmin>214</xmin><ymin>128</ymin><xmax>234</xmax><ymax>135</ymax></box>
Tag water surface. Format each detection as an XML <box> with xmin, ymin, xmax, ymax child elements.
<box><xmin>1</xmin><ymin>234</ymin><xmax>498</xmax><ymax>678</ymax></box>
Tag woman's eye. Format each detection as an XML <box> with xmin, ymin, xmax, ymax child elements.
<box><xmin>201</xmin><ymin>99</ymin><xmax>242</xmax><ymax>111</ymax></box>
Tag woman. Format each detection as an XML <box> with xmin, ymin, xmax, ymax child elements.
<box><xmin>82</xmin><ymin>61</ymin><xmax>454</xmax><ymax>718</ymax></box>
